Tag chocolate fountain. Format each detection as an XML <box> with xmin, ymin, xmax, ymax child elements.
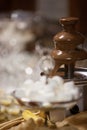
<box><xmin>50</xmin><ymin>17</ymin><xmax>87</xmax><ymax>80</ymax></box>
<box><xmin>12</xmin><ymin>17</ymin><xmax>87</xmax><ymax>127</ymax></box>
<box><xmin>13</xmin><ymin>17</ymin><xmax>87</xmax><ymax>109</ymax></box>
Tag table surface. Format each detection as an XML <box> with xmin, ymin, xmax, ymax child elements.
<box><xmin>36</xmin><ymin>126</ymin><xmax>77</xmax><ymax>130</ymax></box>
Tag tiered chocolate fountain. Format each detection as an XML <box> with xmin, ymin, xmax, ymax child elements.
<box><xmin>14</xmin><ymin>17</ymin><xmax>87</xmax><ymax>109</ymax></box>
<box><xmin>50</xmin><ymin>17</ymin><xmax>87</xmax><ymax>80</ymax></box>
<box><xmin>12</xmin><ymin>16</ymin><xmax>87</xmax><ymax>121</ymax></box>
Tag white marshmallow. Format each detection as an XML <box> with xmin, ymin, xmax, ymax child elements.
<box><xmin>15</xmin><ymin>76</ymin><xmax>80</xmax><ymax>102</ymax></box>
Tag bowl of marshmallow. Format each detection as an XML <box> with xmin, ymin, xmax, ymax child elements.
<box><xmin>13</xmin><ymin>75</ymin><xmax>82</xmax><ymax>110</ymax></box>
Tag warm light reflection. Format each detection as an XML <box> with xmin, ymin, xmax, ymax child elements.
<box><xmin>57</xmin><ymin>50</ymin><xmax>62</xmax><ymax>55</ymax></box>
<box><xmin>59</xmin><ymin>35</ymin><xmax>64</xmax><ymax>39</ymax></box>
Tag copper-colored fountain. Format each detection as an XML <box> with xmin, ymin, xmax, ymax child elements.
<box><xmin>50</xmin><ymin>17</ymin><xmax>87</xmax><ymax>80</ymax></box>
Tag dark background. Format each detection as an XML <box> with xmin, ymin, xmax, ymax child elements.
<box><xmin>69</xmin><ymin>0</ymin><xmax>87</xmax><ymax>34</ymax></box>
<box><xmin>0</xmin><ymin>0</ymin><xmax>36</xmax><ymax>12</ymax></box>
<box><xmin>0</xmin><ymin>0</ymin><xmax>87</xmax><ymax>34</ymax></box>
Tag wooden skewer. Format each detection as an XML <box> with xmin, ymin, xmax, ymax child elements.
<box><xmin>0</xmin><ymin>117</ymin><xmax>24</xmax><ymax>130</ymax></box>
<box><xmin>0</xmin><ymin>117</ymin><xmax>23</xmax><ymax>127</ymax></box>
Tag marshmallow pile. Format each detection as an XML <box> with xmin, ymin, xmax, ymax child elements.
<box><xmin>15</xmin><ymin>76</ymin><xmax>80</xmax><ymax>102</ymax></box>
